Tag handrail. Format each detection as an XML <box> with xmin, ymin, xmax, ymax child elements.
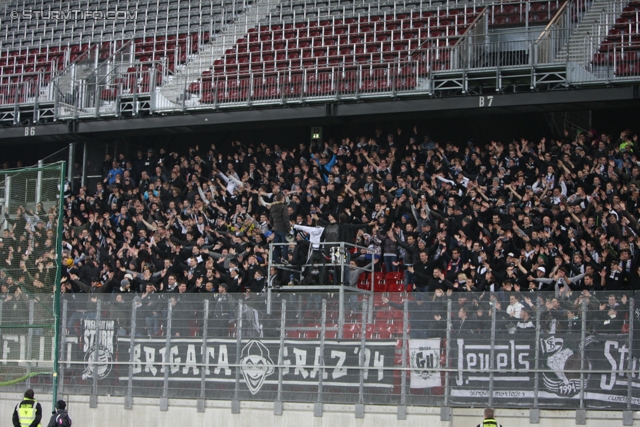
<box><xmin>407</xmin><ymin>6</ymin><xmax>487</xmax><ymax>59</ymax></box>
<box><xmin>536</xmin><ymin>0</ymin><xmax>570</xmax><ymax>43</ymax></box>
<box><xmin>51</xmin><ymin>44</ymin><xmax>99</xmax><ymax>81</ymax></box>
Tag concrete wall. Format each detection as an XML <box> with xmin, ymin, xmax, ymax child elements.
<box><xmin>1</xmin><ymin>392</ymin><xmax>639</xmax><ymax>427</ymax></box>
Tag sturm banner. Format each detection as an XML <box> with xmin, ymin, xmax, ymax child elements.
<box><xmin>451</xmin><ymin>333</ymin><xmax>640</xmax><ymax>409</ymax></box>
<box><xmin>103</xmin><ymin>337</ymin><xmax>397</xmax><ymax>394</ymax></box>
<box><xmin>81</xmin><ymin>319</ymin><xmax>115</xmax><ymax>380</ymax></box>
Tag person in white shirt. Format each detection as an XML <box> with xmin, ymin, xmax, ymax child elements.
<box><xmin>292</xmin><ymin>213</ymin><xmax>327</xmax><ymax>284</ymax></box>
<box><xmin>506</xmin><ymin>294</ymin><xmax>523</xmax><ymax>319</ymax></box>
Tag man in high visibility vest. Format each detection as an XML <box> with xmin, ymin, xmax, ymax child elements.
<box><xmin>477</xmin><ymin>408</ymin><xmax>502</xmax><ymax>427</ymax></box>
<box><xmin>12</xmin><ymin>389</ymin><xmax>42</xmax><ymax>427</ymax></box>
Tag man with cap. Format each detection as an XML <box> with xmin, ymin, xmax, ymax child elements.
<box><xmin>12</xmin><ymin>389</ymin><xmax>42</xmax><ymax>427</ymax></box>
<box><xmin>46</xmin><ymin>400</ymin><xmax>71</xmax><ymax>427</ymax></box>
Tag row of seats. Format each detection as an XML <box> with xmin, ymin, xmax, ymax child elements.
<box><xmin>191</xmin><ymin>65</ymin><xmax>420</xmax><ymax>90</ymax></box>
<box><xmin>190</xmin><ymin>6</ymin><xmax>476</xmax><ymax>95</ymax></box>
<box><xmin>198</xmin><ymin>75</ymin><xmax>418</xmax><ymax>103</ymax></box>
<box><xmin>0</xmin><ymin>28</ymin><xmax>202</xmax><ymax>104</ymax></box>
<box><xmin>248</xmin><ymin>19</ymin><xmax>473</xmax><ymax>40</ymax></box>
<box><xmin>592</xmin><ymin>1</ymin><xmax>640</xmax><ymax>76</ymax></box>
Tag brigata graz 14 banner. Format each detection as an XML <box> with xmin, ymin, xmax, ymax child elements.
<box><xmin>97</xmin><ymin>337</ymin><xmax>397</xmax><ymax>394</ymax></box>
<box><xmin>451</xmin><ymin>333</ymin><xmax>640</xmax><ymax>409</ymax></box>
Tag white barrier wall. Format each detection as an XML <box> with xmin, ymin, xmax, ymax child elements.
<box><xmin>1</xmin><ymin>393</ymin><xmax>638</xmax><ymax>427</ymax></box>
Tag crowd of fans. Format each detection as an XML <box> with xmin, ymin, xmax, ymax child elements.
<box><xmin>1</xmin><ymin>125</ymin><xmax>639</xmax><ymax>338</ymax></box>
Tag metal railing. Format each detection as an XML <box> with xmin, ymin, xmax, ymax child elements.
<box><xmin>590</xmin><ymin>0</ymin><xmax>628</xmax><ymax>48</ymax></box>
<box><xmin>4</xmin><ymin>12</ymin><xmax>640</xmax><ymax>119</ymax></box>
<box><xmin>1</xmin><ymin>290</ymin><xmax>633</xmax><ymax>412</ymax></box>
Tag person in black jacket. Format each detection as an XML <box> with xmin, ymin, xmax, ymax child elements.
<box><xmin>209</xmin><ymin>284</ymin><xmax>236</xmax><ymax>337</ymax></box>
<box><xmin>268</xmin><ymin>194</ymin><xmax>291</xmax><ymax>263</ymax></box>
<box><xmin>46</xmin><ymin>400</ymin><xmax>71</xmax><ymax>427</ymax></box>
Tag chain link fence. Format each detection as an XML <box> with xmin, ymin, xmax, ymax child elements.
<box><xmin>50</xmin><ymin>289</ymin><xmax>639</xmax><ymax>410</ymax></box>
<box><xmin>0</xmin><ymin>163</ymin><xmax>65</xmax><ymax>393</ymax></box>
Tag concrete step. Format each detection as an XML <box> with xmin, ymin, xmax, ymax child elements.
<box><xmin>555</xmin><ymin>0</ymin><xmax>617</xmax><ymax>64</ymax></box>
<box><xmin>158</xmin><ymin>0</ymin><xmax>282</xmax><ymax>106</ymax></box>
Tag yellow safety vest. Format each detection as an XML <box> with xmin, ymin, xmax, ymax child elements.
<box><xmin>482</xmin><ymin>418</ymin><xmax>498</xmax><ymax>427</ymax></box>
<box><xmin>17</xmin><ymin>398</ymin><xmax>40</xmax><ymax>427</ymax></box>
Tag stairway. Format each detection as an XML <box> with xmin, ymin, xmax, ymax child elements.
<box><xmin>158</xmin><ymin>0</ymin><xmax>282</xmax><ymax>107</ymax></box>
<box><xmin>555</xmin><ymin>0</ymin><xmax>621</xmax><ymax>65</ymax></box>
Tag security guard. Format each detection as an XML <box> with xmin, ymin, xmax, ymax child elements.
<box><xmin>12</xmin><ymin>389</ymin><xmax>42</xmax><ymax>427</ymax></box>
<box><xmin>477</xmin><ymin>408</ymin><xmax>502</xmax><ymax>427</ymax></box>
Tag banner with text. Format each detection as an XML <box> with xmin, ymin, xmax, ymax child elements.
<box><xmin>451</xmin><ymin>333</ymin><xmax>640</xmax><ymax>409</ymax></box>
<box><xmin>410</xmin><ymin>338</ymin><xmax>442</xmax><ymax>389</ymax></box>
<box><xmin>78</xmin><ymin>337</ymin><xmax>397</xmax><ymax>395</ymax></box>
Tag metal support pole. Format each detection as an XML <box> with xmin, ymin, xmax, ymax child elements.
<box><xmin>231</xmin><ymin>299</ymin><xmax>243</xmax><ymax>414</ymax></box>
<box><xmin>90</xmin><ymin>299</ymin><xmax>102</xmax><ymax>408</ymax></box>
<box><xmin>441</xmin><ymin>298</ymin><xmax>452</xmax><ymax>421</ymax></box>
<box><xmin>36</xmin><ymin>160</ymin><xmax>43</xmax><ymax>204</ymax></box>
<box><xmin>340</xmin><ymin>242</ymin><xmax>345</xmax><ymax>286</ymax></box>
<box><xmin>531</xmin><ymin>297</ymin><xmax>541</xmax><ymax>424</ymax></box>
<box><xmin>623</xmin><ymin>298</ymin><xmax>635</xmax><ymax>426</ymax></box>
<box><xmin>81</xmin><ymin>141</ymin><xmax>87</xmax><ymax>188</ymax></box>
<box><xmin>398</xmin><ymin>297</ymin><xmax>408</xmax><ymax>420</ymax></box>
<box><xmin>275</xmin><ymin>299</ymin><xmax>286</xmax><ymax>415</ymax></box>
<box><xmin>67</xmin><ymin>143</ymin><xmax>75</xmax><ymax>192</ymax></box>
<box><xmin>4</xmin><ymin>175</ymin><xmax>11</xmax><ymax>230</ymax></box>
<box><xmin>58</xmin><ymin>300</ymin><xmax>68</xmax><ymax>400</ymax></box>
<box><xmin>52</xmin><ymin>163</ymin><xmax>65</xmax><ymax>408</ymax></box>
<box><xmin>488</xmin><ymin>297</ymin><xmax>496</xmax><ymax>408</ymax></box>
<box><xmin>576</xmin><ymin>298</ymin><xmax>587</xmax><ymax>425</ymax></box>
<box><xmin>160</xmin><ymin>300</ymin><xmax>172</xmax><ymax>411</ymax></box>
<box><xmin>355</xmin><ymin>297</ymin><xmax>368</xmax><ymax>418</ymax></box>
<box><xmin>125</xmin><ymin>300</ymin><xmax>137</xmax><ymax>409</ymax></box>
<box><xmin>198</xmin><ymin>299</ymin><xmax>209</xmax><ymax>413</ymax></box>
<box><xmin>25</xmin><ymin>300</ymin><xmax>34</xmax><ymax>390</ymax></box>
<box><xmin>267</xmin><ymin>245</ymin><xmax>273</xmax><ymax>315</ymax></box>
<box><xmin>338</xmin><ymin>279</ymin><xmax>344</xmax><ymax>339</ymax></box>
<box><xmin>315</xmin><ymin>299</ymin><xmax>327</xmax><ymax>416</ymax></box>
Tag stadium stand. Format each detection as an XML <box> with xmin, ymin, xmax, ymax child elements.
<box><xmin>0</xmin><ymin>0</ymin><xmax>581</xmax><ymax>110</ymax></box>
<box><xmin>0</xmin><ymin>0</ymin><xmax>249</xmax><ymax>105</ymax></box>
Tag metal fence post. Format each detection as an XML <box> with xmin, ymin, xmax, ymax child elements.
<box><xmin>25</xmin><ymin>300</ymin><xmax>35</xmax><ymax>390</ymax></box>
<box><xmin>197</xmin><ymin>299</ymin><xmax>210</xmax><ymax>413</ymax></box>
<box><xmin>338</xmin><ymin>269</ymin><xmax>345</xmax><ymax>339</ymax></box>
<box><xmin>441</xmin><ymin>298</ymin><xmax>452</xmax><ymax>421</ymax></box>
<box><xmin>531</xmin><ymin>297</ymin><xmax>541</xmax><ymax>424</ymax></box>
<box><xmin>398</xmin><ymin>297</ymin><xmax>408</xmax><ymax>420</ymax></box>
<box><xmin>58</xmin><ymin>299</ymin><xmax>68</xmax><ymax>400</ymax></box>
<box><xmin>275</xmin><ymin>299</ymin><xmax>286</xmax><ymax>415</ymax></box>
<box><xmin>623</xmin><ymin>297</ymin><xmax>635</xmax><ymax>426</ymax></box>
<box><xmin>267</xmin><ymin>247</ymin><xmax>273</xmax><ymax>314</ymax></box>
<box><xmin>488</xmin><ymin>297</ymin><xmax>496</xmax><ymax>408</ymax></box>
<box><xmin>90</xmin><ymin>298</ymin><xmax>102</xmax><ymax>408</ymax></box>
<box><xmin>125</xmin><ymin>299</ymin><xmax>137</xmax><ymax>409</ymax></box>
<box><xmin>315</xmin><ymin>299</ymin><xmax>327</xmax><ymax>416</ymax></box>
<box><xmin>576</xmin><ymin>298</ymin><xmax>587</xmax><ymax>425</ymax></box>
<box><xmin>231</xmin><ymin>299</ymin><xmax>243</xmax><ymax>414</ymax></box>
<box><xmin>160</xmin><ymin>300</ymin><xmax>172</xmax><ymax>411</ymax></box>
<box><xmin>355</xmin><ymin>297</ymin><xmax>368</xmax><ymax>418</ymax></box>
